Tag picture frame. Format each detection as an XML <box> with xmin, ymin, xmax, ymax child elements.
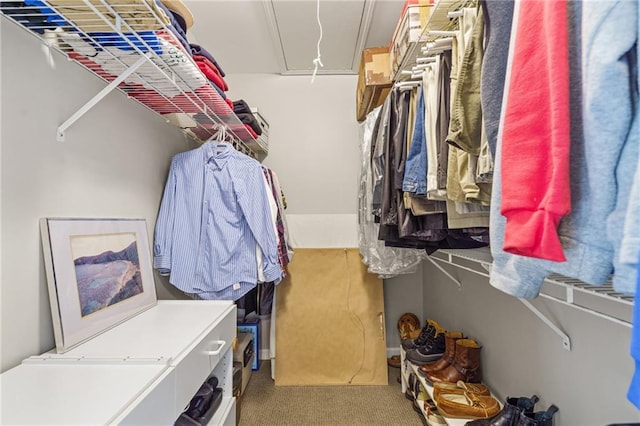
<box><xmin>237</xmin><ymin>320</ymin><xmax>260</xmax><ymax>370</ymax></box>
<box><xmin>40</xmin><ymin>218</ymin><xmax>157</xmax><ymax>353</ymax></box>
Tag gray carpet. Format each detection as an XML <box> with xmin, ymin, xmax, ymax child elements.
<box><xmin>237</xmin><ymin>361</ymin><xmax>424</xmax><ymax>426</ymax></box>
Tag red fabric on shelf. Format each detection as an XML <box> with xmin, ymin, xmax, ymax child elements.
<box><xmin>194</xmin><ymin>59</ymin><xmax>229</xmax><ymax>92</ymax></box>
<box><xmin>193</xmin><ymin>54</ymin><xmax>227</xmax><ymax>84</ymax></box>
<box><xmin>244</xmin><ymin>124</ymin><xmax>258</xmax><ymax>139</ymax></box>
<box><xmin>500</xmin><ymin>0</ymin><xmax>571</xmax><ymax>262</ymax></box>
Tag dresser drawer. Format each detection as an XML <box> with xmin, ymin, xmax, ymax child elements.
<box><xmin>174</xmin><ymin>307</ymin><xmax>236</xmax><ymax>414</ymax></box>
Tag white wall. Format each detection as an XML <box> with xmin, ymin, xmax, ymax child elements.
<box><xmin>421</xmin><ymin>260</ymin><xmax>638</xmax><ymax>425</ymax></box>
<box><xmin>226</xmin><ymin>74</ymin><xmax>360</xmax><ymax>216</ymax></box>
<box><xmin>0</xmin><ymin>20</ymin><xmax>191</xmax><ymax>372</ymax></box>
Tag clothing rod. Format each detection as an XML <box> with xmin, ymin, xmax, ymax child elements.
<box><xmin>447</xmin><ymin>10</ymin><xmax>463</xmax><ymax>18</ymax></box>
<box><xmin>394</xmin><ymin>81</ymin><xmax>420</xmax><ymax>87</ymax></box>
<box><xmin>421</xmin><ymin>47</ymin><xmax>452</xmax><ymax>55</ymax></box>
<box><xmin>432</xmin><ymin>37</ymin><xmax>454</xmax><ymax>47</ymax></box>
<box><xmin>428</xmin><ymin>30</ymin><xmax>458</xmax><ymax>37</ymax></box>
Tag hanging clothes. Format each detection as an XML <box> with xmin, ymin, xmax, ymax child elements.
<box><xmin>490</xmin><ymin>0</ymin><xmax>639</xmax><ymax>299</ymax></box>
<box><xmin>372</xmin><ymin>86</ymin><xmax>489</xmax><ymax>253</ymax></box>
<box><xmin>499</xmin><ymin>0</ymin><xmax>571</xmax><ymax>262</ymax></box>
<box><xmin>358</xmin><ymin>106</ymin><xmax>427</xmax><ymax>278</ymax></box>
<box><xmin>445</xmin><ymin>6</ymin><xmax>492</xmax><ymax>207</ymax></box>
<box><xmin>378</xmin><ymin>88</ymin><xmax>449</xmax><ymax>244</ymax></box>
<box><xmin>153</xmin><ymin>141</ymin><xmax>283</xmax><ymax>301</ymax></box>
<box><xmin>480</xmin><ymin>0</ymin><xmax>514</xmax><ymax>160</ymax></box>
<box><xmin>424</xmin><ymin>56</ymin><xmax>448</xmax><ymax>201</ymax></box>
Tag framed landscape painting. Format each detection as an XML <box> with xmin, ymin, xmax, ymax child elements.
<box><xmin>40</xmin><ymin>218</ymin><xmax>157</xmax><ymax>353</ymax></box>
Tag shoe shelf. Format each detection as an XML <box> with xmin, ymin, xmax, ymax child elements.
<box><xmin>400</xmin><ymin>348</ymin><xmax>501</xmax><ymax>426</ymax></box>
<box><xmin>0</xmin><ymin>0</ymin><xmax>258</xmax><ymax>157</ymax></box>
<box><xmin>428</xmin><ymin>247</ymin><xmax>633</xmax><ymax>351</ymax></box>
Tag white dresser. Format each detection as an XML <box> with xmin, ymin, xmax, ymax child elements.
<box><xmin>0</xmin><ymin>300</ymin><xmax>237</xmax><ymax>425</ymax></box>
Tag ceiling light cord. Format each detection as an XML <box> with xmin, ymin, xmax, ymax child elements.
<box><xmin>311</xmin><ymin>0</ymin><xmax>324</xmax><ymax>83</ymax></box>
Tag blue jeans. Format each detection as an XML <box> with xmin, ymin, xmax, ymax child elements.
<box><xmin>402</xmin><ymin>87</ymin><xmax>428</xmax><ymax>195</ymax></box>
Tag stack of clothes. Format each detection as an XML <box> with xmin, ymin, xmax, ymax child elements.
<box><xmin>232</xmin><ymin>100</ymin><xmax>263</xmax><ymax>140</ymax></box>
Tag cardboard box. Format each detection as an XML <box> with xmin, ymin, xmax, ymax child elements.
<box><xmin>356</xmin><ymin>46</ymin><xmax>392</xmax><ymax>122</ymax></box>
<box><xmin>390</xmin><ymin>2</ymin><xmax>434</xmax><ymax>79</ymax></box>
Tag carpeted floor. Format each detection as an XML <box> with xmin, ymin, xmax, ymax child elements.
<box><xmin>237</xmin><ymin>361</ymin><xmax>424</xmax><ymax>426</ymax></box>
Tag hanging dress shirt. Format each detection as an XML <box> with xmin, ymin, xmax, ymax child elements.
<box><xmin>154</xmin><ymin>142</ymin><xmax>282</xmax><ymax>300</ymax></box>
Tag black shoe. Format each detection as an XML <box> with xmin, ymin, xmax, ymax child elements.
<box><xmin>401</xmin><ymin>320</ymin><xmax>436</xmax><ymax>351</ymax></box>
<box><xmin>467</xmin><ymin>395</ymin><xmax>539</xmax><ymax>426</ymax></box>
<box><xmin>519</xmin><ymin>405</ymin><xmax>559</xmax><ymax>426</ymax></box>
<box><xmin>406</xmin><ymin>330</ymin><xmax>446</xmax><ymax>365</ymax></box>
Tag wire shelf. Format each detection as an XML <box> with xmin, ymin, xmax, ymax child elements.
<box><xmin>430</xmin><ymin>247</ymin><xmax>634</xmax><ymax>329</ymax></box>
<box><xmin>1</xmin><ymin>0</ymin><xmax>259</xmax><ymax>158</ymax></box>
<box><xmin>394</xmin><ymin>0</ymin><xmax>475</xmax><ymax>81</ymax></box>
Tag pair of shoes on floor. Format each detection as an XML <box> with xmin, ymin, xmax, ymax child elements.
<box><xmin>466</xmin><ymin>394</ymin><xmax>558</xmax><ymax>426</ymax></box>
<box><xmin>405</xmin><ymin>319</ymin><xmax>447</xmax><ymax>365</ymax></box>
<box><xmin>418</xmin><ymin>332</ymin><xmax>484</xmax><ymax>384</ymax></box>
<box><xmin>387</xmin><ymin>355</ymin><xmax>401</xmax><ymax>368</ymax></box>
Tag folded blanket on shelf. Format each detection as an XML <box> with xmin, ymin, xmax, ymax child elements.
<box><xmin>236</xmin><ymin>112</ymin><xmax>263</xmax><ymax>136</ymax></box>
<box><xmin>208</xmin><ymin>81</ymin><xmax>227</xmax><ymax>100</ymax></box>
<box><xmin>232</xmin><ymin>99</ymin><xmax>251</xmax><ymax>115</ymax></box>
<box><xmin>154</xmin><ymin>0</ymin><xmax>189</xmax><ymax>51</ymax></box>
<box><xmin>194</xmin><ymin>57</ymin><xmax>228</xmax><ymax>91</ymax></box>
<box><xmin>190</xmin><ymin>43</ymin><xmax>225</xmax><ymax>77</ymax></box>
<box><xmin>244</xmin><ymin>124</ymin><xmax>259</xmax><ymax>139</ymax></box>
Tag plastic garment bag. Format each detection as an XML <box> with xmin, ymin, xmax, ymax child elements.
<box><xmin>358</xmin><ymin>106</ymin><xmax>427</xmax><ymax>278</ymax></box>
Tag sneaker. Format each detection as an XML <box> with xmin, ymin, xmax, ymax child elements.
<box><xmin>402</xmin><ymin>319</ymin><xmax>441</xmax><ymax>351</ymax></box>
<box><xmin>406</xmin><ymin>329</ymin><xmax>446</xmax><ymax>365</ymax></box>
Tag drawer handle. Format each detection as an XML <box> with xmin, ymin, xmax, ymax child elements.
<box><xmin>204</xmin><ymin>340</ymin><xmax>226</xmax><ymax>356</ymax></box>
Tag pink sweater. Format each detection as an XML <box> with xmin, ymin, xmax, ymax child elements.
<box><xmin>500</xmin><ymin>0</ymin><xmax>571</xmax><ymax>262</ymax></box>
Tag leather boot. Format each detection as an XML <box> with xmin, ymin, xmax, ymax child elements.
<box><xmin>418</xmin><ymin>331</ymin><xmax>464</xmax><ymax>376</ymax></box>
<box><xmin>466</xmin><ymin>395</ymin><xmax>539</xmax><ymax>426</ymax></box>
<box><xmin>426</xmin><ymin>339</ymin><xmax>483</xmax><ymax>384</ymax></box>
<box><xmin>518</xmin><ymin>405</ymin><xmax>558</xmax><ymax>426</ymax></box>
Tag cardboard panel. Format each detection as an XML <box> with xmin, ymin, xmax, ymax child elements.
<box><xmin>275</xmin><ymin>248</ymin><xmax>387</xmax><ymax>386</ymax></box>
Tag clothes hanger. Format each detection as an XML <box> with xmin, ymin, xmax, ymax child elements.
<box><xmin>207</xmin><ymin>123</ymin><xmax>231</xmax><ymax>147</ymax></box>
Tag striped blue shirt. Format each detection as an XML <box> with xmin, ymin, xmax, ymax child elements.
<box><xmin>153</xmin><ymin>142</ymin><xmax>282</xmax><ymax>300</ymax></box>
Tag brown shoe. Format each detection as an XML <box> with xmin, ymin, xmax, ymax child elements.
<box><xmin>387</xmin><ymin>355</ymin><xmax>401</xmax><ymax>368</ymax></box>
<box><xmin>432</xmin><ymin>381</ymin><xmax>490</xmax><ymax>402</ymax></box>
<box><xmin>397</xmin><ymin>313</ymin><xmax>420</xmax><ymax>341</ymax></box>
<box><xmin>436</xmin><ymin>391</ymin><xmax>501</xmax><ymax>419</ymax></box>
<box><xmin>426</xmin><ymin>339</ymin><xmax>483</xmax><ymax>384</ymax></box>
<box><xmin>407</xmin><ymin>328</ymin><xmax>422</xmax><ymax>340</ymax></box>
<box><xmin>418</xmin><ymin>331</ymin><xmax>464</xmax><ymax>376</ymax></box>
